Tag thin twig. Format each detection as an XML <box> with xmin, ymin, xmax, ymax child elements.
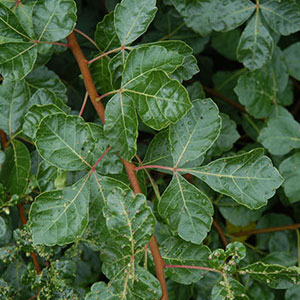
<box><xmin>213</xmin><ymin>219</ymin><xmax>228</xmax><ymax>247</ymax></box>
<box><xmin>79</xmin><ymin>91</ymin><xmax>89</xmax><ymax>117</ymax></box>
<box><xmin>88</xmin><ymin>47</ymin><xmax>122</xmax><ymax>64</ymax></box>
<box><xmin>231</xmin><ymin>223</ymin><xmax>300</xmax><ymax>237</ymax></box>
<box><xmin>74</xmin><ymin>28</ymin><xmax>99</xmax><ymax>49</ymax></box>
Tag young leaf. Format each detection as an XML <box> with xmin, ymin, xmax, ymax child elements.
<box><xmin>32</xmin><ymin>0</ymin><xmax>77</xmax><ymax>42</ymax></box>
<box><xmin>161</xmin><ymin>236</ymin><xmax>211</xmax><ymax>284</ymax></box>
<box><xmin>169</xmin><ymin>98</ymin><xmax>221</xmax><ymax>168</ymax></box>
<box><xmin>237</xmin><ymin>13</ymin><xmax>273</xmax><ymax>71</ymax></box>
<box><xmin>122</xmin><ymin>45</ymin><xmax>184</xmax><ymax>84</ymax></box>
<box><xmin>239</xmin><ymin>262</ymin><xmax>300</xmax><ymax>289</ymax></box>
<box><xmin>104</xmin><ymin>93</ymin><xmax>138</xmax><ymax>161</ymax></box>
<box><xmin>35</xmin><ymin>113</ymin><xmax>95</xmax><ymax>171</ymax></box>
<box><xmin>183</xmin><ymin>149</ymin><xmax>283</xmax><ymax>209</ymax></box>
<box><xmin>123</xmin><ymin>70</ymin><xmax>192</xmax><ymax>130</ymax></box>
<box><xmin>29</xmin><ymin>176</ymin><xmax>90</xmax><ymax>246</ymax></box>
<box><xmin>279</xmin><ymin>152</ymin><xmax>300</xmax><ymax>204</ymax></box>
<box><xmin>211</xmin><ymin>0</ymin><xmax>255</xmax><ymax>32</ymax></box>
<box><xmin>260</xmin><ymin>1</ymin><xmax>300</xmax><ymax>35</ymax></box>
<box><xmin>158</xmin><ymin>173</ymin><xmax>213</xmax><ymax>244</ymax></box>
<box><xmin>0</xmin><ymin>140</ymin><xmax>30</xmax><ymax>196</ymax></box>
<box><xmin>0</xmin><ymin>79</ymin><xmax>30</xmax><ymax>136</ymax></box>
<box><xmin>258</xmin><ymin>107</ymin><xmax>300</xmax><ymax>155</ymax></box>
<box><xmin>114</xmin><ymin>0</ymin><xmax>157</xmax><ymax>45</ymax></box>
<box><xmin>211</xmin><ymin>277</ymin><xmax>249</xmax><ymax>300</ymax></box>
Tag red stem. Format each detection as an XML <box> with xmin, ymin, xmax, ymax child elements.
<box><xmin>135</xmin><ymin>165</ymin><xmax>174</xmax><ymax>172</ymax></box>
<box><xmin>90</xmin><ymin>146</ymin><xmax>112</xmax><ymax>173</ymax></box>
<box><xmin>165</xmin><ymin>264</ymin><xmax>223</xmax><ymax>274</ymax></box>
<box><xmin>79</xmin><ymin>91</ymin><xmax>89</xmax><ymax>117</ymax></box>
<box><xmin>0</xmin><ymin>130</ymin><xmax>7</xmax><ymax>150</ymax></box>
<box><xmin>88</xmin><ymin>47</ymin><xmax>122</xmax><ymax>64</ymax></box>
<box><xmin>213</xmin><ymin>219</ymin><xmax>228</xmax><ymax>247</ymax></box>
<box><xmin>74</xmin><ymin>28</ymin><xmax>98</xmax><ymax>49</ymax></box>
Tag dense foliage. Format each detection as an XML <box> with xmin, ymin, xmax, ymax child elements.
<box><xmin>1</xmin><ymin>0</ymin><xmax>300</xmax><ymax>299</ymax></box>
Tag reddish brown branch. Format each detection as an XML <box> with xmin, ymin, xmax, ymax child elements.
<box><xmin>203</xmin><ymin>86</ymin><xmax>247</xmax><ymax>113</ymax></box>
<box><xmin>0</xmin><ymin>129</ymin><xmax>7</xmax><ymax>150</ymax></box>
<box><xmin>213</xmin><ymin>219</ymin><xmax>228</xmax><ymax>247</ymax></box>
<box><xmin>231</xmin><ymin>223</ymin><xmax>300</xmax><ymax>237</ymax></box>
<box><xmin>67</xmin><ymin>31</ymin><xmax>168</xmax><ymax>300</ymax></box>
<box><xmin>67</xmin><ymin>33</ymin><xmax>105</xmax><ymax>124</ymax></box>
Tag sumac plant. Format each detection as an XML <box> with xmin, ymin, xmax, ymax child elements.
<box><xmin>1</xmin><ymin>0</ymin><xmax>300</xmax><ymax>299</ymax></box>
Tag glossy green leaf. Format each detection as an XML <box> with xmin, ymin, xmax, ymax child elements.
<box><xmin>143</xmin><ymin>130</ymin><xmax>173</xmax><ymax>169</ymax></box>
<box><xmin>184</xmin><ymin>149</ymin><xmax>283</xmax><ymax>209</ymax></box>
<box><xmin>283</xmin><ymin>42</ymin><xmax>300</xmax><ymax>81</ymax></box>
<box><xmin>258</xmin><ymin>108</ymin><xmax>300</xmax><ymax>155</ymax></box>
<box><xmin>0</xmin><ymin>42</ymin><xmax>37</xmax><ymax>80</ymax></box>
<box><xmin>95</xmin><ymin>11</ymin><xmax>120</xmax><ymax>52</ymax></box>
<box><xmin>207</xmin><ymin>113</ymin><xmax>240</xmax><ymax>157</ymax></box>
<box><xmin>37</xmin><ymin>160</ymin><xmax>58</xmax><ymax>192</ymax></box>
<box><xmin>0</xmin><ymin>3</ymin><xmax>30</xmax><ymax>41</ymax></box>
<box><xmin>237</xmin><ymin>13</ymin><xmax>273</xmax><ymax>71</ymax></box>
<box><xmin>88</xmin><ymin>123</ymin><xmax>123</xmax><ymax>175</ymax></box>
<box><xmin>123</xmin><ymin>70</ymin><xmax>192</xmax><ymax>130</ymax></box>
<box><xmin>104</xmin><ymin>93</ymin><xmax>138</xmax><ymax>161</ymax></box>
<box><xmin>30</xmin><ymin>176</ymin><xmax>89</xmax><ymax>246</ymax></box>
<box><xmin>114</xmin><ymin>0</ymin><xmax>157</xmax><ymax>45</ymax></box>
<box><xmin>25</xmin><ymin>66</ymin><xmax>68</xmax><ymax>103</ymax></box>
<box><xmin>104</xmin><ymin>188</ymin><xmax>155</xmax><ymax>252</ymax></box>
<box><xmin>23</xmin><ymin>104</ymin><xmax>64</xmax><ymax>140</ymax></box>
<box><xmin>260</xmin><ymin>1</ymin><xmax>300</xmax><ymax>35</ymax></box>
<box><xmin>109</xmin><ymin>50</ymin><xmax>128</xmax><ymax>89</ymax></box>
<box><xmin>85</xmin><ymin>281</ymin><xmax>116</xmax><ymax>300</ymax></box>
<box><xmin>171</xmin><ymin>0</ymin><xmax>215</xmax><ymax>36</ymax></box>
<box><xmin>35</xmin><ymin>113</ymin><xmax>95</xmax><ymax>171</ymax></box>
<box><xmin>122</xmin><ymin>45</ymin><xmax>184</xmax><ymax>84</ymax></box>
<box><xmin>169</xmin><ymin>98</ymin><xmax>221</xmax><ymax>168</ymax></box>
<box><xmin>218</xmin><ymin>196</ymin><xmax>264</xmax><ymax>227</ymax></box>
<box><xmin>158</xmin><ymin>173</ymin><xmax>213</xmax><ymax>244</ymax></box>
<box><xmin>0</xmin><ymin>140</ymin><xmax>30</xmax><ymax>195</ymax></box>
<box><xmin>211</xmin><ymin>277</ymin><xmax>249</xmax><ymax>300</ymax></box>
<box><xmin>0</xmin><ymin>79</ymin><xmax>30</xmax><ymax>136</ymax></box>
<box><xmin>279</xmin><ymin>152</ymin><xmax>300</xmax><ymax>204</ymax></box>
<box><xmin>211</xmin><ymin>0</ymin><xmax>255</xmax><ymax>31</ymax></box>
<box><xmin>239</xmin><ymin>262</ymin><xmax>300</xmax><ymax>289</ymax></box>
<box><xmin>161</xmin><ymin>236</ymin><xmax>210</xmax><ymax>284</ymax></box>
<box><xmin>32</xmin><ymin>0</ymin><xmax>77</xmax><ymax>42</ymax></box>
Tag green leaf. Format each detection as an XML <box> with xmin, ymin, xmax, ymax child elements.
<box><xmin>35</xmin><ymin>113</ymin><xmax>95</xmax><ymax>171</ymax></box>
<box><xmin>207</xmin><ymin>113</ymin><xmax>240</xmax><ymax>157</ymax></box>
<box><xmin>0</xmin><ymin>140</ymin><xmax>30</xmax><ymax>195</ymax></box>
<box><xmin>169</xmin><ymin>98</ymin><xmax>221</xmax><ymax>168</ymax></box>
<box><xmin>104</xmin><ymin>188</ymin><xmax>155</xmax><ymax>252</ymax></box>
<box><xmin>237</xmin><ymin>13</ymin><xmax>273</xmax><ymax>71</ymax></box>
<box><xmin>258</xmin><ymin>107</ymin><xmax>300</xmax><ymax>155</ymax></box>
<box><xmin>143</xmin><ymin>130</ymin><xmax>173</xmax><ymax>169</ymax></box>
<box><xmin>260</xmin><ymin>1</ymin><xmax>300</xmax><ymax>35</ymax></box>
<box><xmin>0</xmin><ymin>42</ymin><xmax>37</xmax><ymax>80</ymax></box>
<box><xmin>122</xmin><ymin>45</ymin><xmax>184</xmax><ymax>84</ymax></box>
<box><xmin>23</xmin><ymin>104</ymin><xmax>64</xmax><ymax>140</ymax></box>
<box><xmin>183</xmin><ymin>149</ymin><xmax>283</xmax><ymax>209</ymax></box>
<box><xmin>211</xmin><ymin>0</ymin><xmax>255</xmax><ymax>31</ymax></box>
<box><xmin>88</xmin><ymin>123</ymin><xmax>123</xmax><ymax>175</ymax></box>
<box><xmin>0</xmin><ymin>3</ymin><xmax>30</xmax><ymax>41</ymax></box>
<box><xmin>283</xmin><ymin>42</ymin><xmax>300</xmax><ymax>81</ymax></box>
<box><xmin>158</xmin><ymin>173</ymin><xmax>213</xmax><ymax>244</ymax></box>
<box><xmin>211</xmin><ymin>277</ymin><xmax>249</xmax><ymax>300</ymax></box>
<box><xmin>104</xmin><ymin>93</ymin><xmax>138</xmax><ymax>161</ymax></box>
<box><xmin>279</xmin><ymin>152</ymin><xmax>300</xmax><ymax>204</ymax></box>
<box><xmin>37</xmin><ymin>160</ymin><xmax>58</xmax><ymax>192</ymax></box>
<box><xmin>109</xmin><ymin>51</ymin><xmax>128</xmax><ymax>89</ymax></box>
<box><xmin>123</xmin><ymin>70</ymin><xmax>192</xmax><ymax>130</ymax></box>
<box><xmin>161</xmin><ymin>236</ymin><xmax>211</xmax><ymax>284</ymax></box>
<box><xmin>32</xmin><ymin>0</ymin><xmax>77</xmax><ymax>42</ymax></box>
<box><xmin>171</xmin><ymin>0</ymin><xmax>215</xmax><ymax>36</ymax></box>
<box><xmin>114</xmin><ymin>0</ymin><xmax>157</xmax><ymax>45</ymax></box>
<box><xmin>239</xmin><ymin>262</ymin><xmax>300</xmax><ymax>289</ymax></box>
<box><xmin>29</xmin><ymin>176</ymin><xmax>90</xmax><ymax>246</ymax></box>
<box><xmin>0</xmin><ymin>79</ymin><xmax>30</xmax><ymax>136</ymax></box>
<box><xmin>95</xmin><ymin>11</ymin><xmax>120</xmax><ymax>52</ymax></box>
<box><xmin>217</xmin><ymin>196</ymin><xmax>264</xmax><ymax>227</ymax></box>
<box><xmin>25</xmin><ymin>66</ymin><xmax>68</xmax><ymax>103</ymax></box>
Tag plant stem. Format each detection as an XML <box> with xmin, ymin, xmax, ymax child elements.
<box><xmin>165</xmin><ymin>264</ymin><xmax>223</xmax><ymax>274</ymax></box>
<box><xmin>79</xmin><ymin>91</ymin><xmax>89</xmax><ymax>117</ymax></box>
<box><xmin>231</xmin><ymin>223</ymin><xmax>300</xmax><ymax>237</ymax></box>
<box><xmin>67</xmin><ymin>32</ymin><xmax>105</xmax><ymax>124</ymax></box>
<box><xmin>135</xmin><ymin>165</ymin><xmax>175</xmax><ymax>172</ymax></box>
<box><xmin>0</xmin><ymin>129</ymin><xmax>7</xmax><ymax>150</ymax></box>
<box><xmin>67</xmin><ymin>31</ymin><xmax>169</xmax><ymax>300</ymax></box>
<box><xmin>90</xmin><ymin>146</ymin><xmax>112</xmax><ymax>173</ymax></box>
<box><xmin>203</xmin><ymin>85</ymin><xmax>247</xmax><ymax>113</ymax></box>
<box><xmin>213</xmin><ymin>219</ymin><xmax>228</xmax><ymax>247</ymax></box>
<box><xmin>74</xmin><ymin>28</ymin><xmax>99</xmax><ymax>49</ymax></box>
<box><xmin>88</xmin><ymin>47</ymin><xmax>123</xmax><ymax>64</ymax></box>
